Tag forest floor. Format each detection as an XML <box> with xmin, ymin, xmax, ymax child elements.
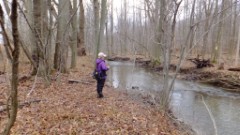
<box><xmin>108</xmin><ymin>54</ymin><xmax>240</xmax><ymax>92</ymax></box>
<box><xmin>0</xmin><ymin>56</ymin><xmax>192</xmax><ymax>134</ymax></box>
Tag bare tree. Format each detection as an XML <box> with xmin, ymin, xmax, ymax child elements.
<box><xmin>78</xmin><ymin>0</ymin><xmax>86</xmax><ymax>56</ymax></box>
<box><xmin>31</xmin><ymin>0</ymin><xmax>42</xmax><ymax>75</ymax></box>
<box><xmin>229</xmin><ymin>0</ymin><xmax>238</xmax><ymax>55</ymax></box>
<box><xmin>235</xmin><ymin>24</ymin><xmax>240</xmax><ymax>66</ymax></box>
<box><xmin>212</xmin><ymin>0</ymin><xmax>225</xmax><ymax>64</ymax></box>
<box><xmin>0</xmin><ymin>4</ymin><xmax>13</xmax><ymax>63</ymax></box>
<box><xmin>110</xmin><ymin>0</ymin><xmax>114</xmax><ymax>55</ymax></box>
<box><xmin>70</xmin><ymin>0</ymin><xmax>78</xmax><ymax>68</ymax></box>
<box><xmin>54</xmin><ymin>0</ymin><xmax>70</xmax><ymax>73</ymax></box>
<box><xmin>95</xmin><ymin>0</ymin><xmax>107</xmax><ymax>58</ymax></box>
<box><xmin>2</xmin><ymin>0</ymin><xmax>20</xmax><ymax>134</ymax></box>
<box><xmin>160</xmin><ymin>0</ymin><xmax>183</xmax><ymax>109</ymax></box>
<box><xmin>93</xmin><ymin>0</ymin><xmax>100</xmax><ymax>58</ymax></box>
<box><xmin>202</xmin><ymin>0</ymin><xmax>213</xmax><ymax>59</ymax></box>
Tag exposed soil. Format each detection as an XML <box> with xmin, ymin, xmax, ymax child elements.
<box><xmin>0</xmin><ymin>56</ymin><xmax>192</xmax><ymax>134</ymax></box>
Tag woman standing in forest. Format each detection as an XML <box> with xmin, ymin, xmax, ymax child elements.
<box><xmin>95</xmin><ymin>52</ymin><xmax>109</xmax><ymax>98</ymax></box>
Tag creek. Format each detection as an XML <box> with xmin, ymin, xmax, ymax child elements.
<box><xmin>107</xmin><ymin>61</ymin><xmax>240</xmax><ymax>135</ymax></box>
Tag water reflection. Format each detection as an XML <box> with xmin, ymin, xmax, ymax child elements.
<box><xmin>108</xmin><ymin>61</ymin><xmax>240</xmax><ymax>135</ymax></box>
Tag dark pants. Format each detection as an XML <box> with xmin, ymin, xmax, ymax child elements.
<box><xmin>97</xmin><ymin>78</ymin><xmax>105</xmax><ymax>97</ymax></box>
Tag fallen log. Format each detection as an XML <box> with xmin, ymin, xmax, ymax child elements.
<box><xmin>68</xmin><ymin>79</ymin><xmax>93</xmax><ymax>84</ymax></box>
<box><xmin>135</xmin><ymin>59</ymin><xmax>151</xmax><ymax>65</ymax></box>
<box><xmin>0</xmin><ymin>99</ymin><xmax>44</xmax><ymax>113</ymax></box>
<box><xmin>228</xmin><ymin>67</ymin><xmax>240</xmax><ymax>72</ymax></box>
<box><xmin>107</xmin><ymin>56</ymin><xmax>130</xmax><ymax>61</ymax></box>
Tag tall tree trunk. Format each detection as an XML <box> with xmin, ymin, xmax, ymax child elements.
<box><xmin>2</xmin><ymin>0</ymin><xmax>19</xmax><ymax>134</ymax></box>
<box><xmin>32</xmin><ymin>0</ymin><xmax>42</xmax><ymax>75</ymax></box>
<box><xmin>47</xmin><ymin>0</ymin><xmax>53</xmax><ymax>71</ymax></box>
<box><xmin>158</xmin><ymin>0</ymin><xmax>168</xmax><ymax>108</ymax></box>
<box><xmin>3</xmin><ymin>0</ymin><xmax>10</xmax><ymax>14</ymax></box>
<box><xmin>110</xmin><ymin>0</ymin><xmax>114</xmax><ymax>56</ymax></box>
<box><xmin>202</xmin><ymin>0</ymin><xmax>213</xmax><ymax>59</ymax></box>
<box><xmin>40</xmin><ymin>0</ymin><xmax>51</xmax><ymax>84</ymax></box>
<box><xmin>132</xmin><ymin>0</ymin><xmax>136</xmax><ymax>55</ymax></box>
<box><xmin>154</xmin><ymin>0</ymin><xmax>161</xmax><ymax>60</ymax></box>
<box><xmin>235</xmin><ymin>24</ymin><xmax>240</xmax><ymax>66</ymax></box>
<box><xmin>95</xmin><ymin>0</ymin><xmax>107</xmax><ymax>59</ymax></box>
<box><xmin>123</xmin><ymin>0</ymin><xmax>127</xmax><ymax>55</ymax></box>
<box><xmin>211</xmin><ymin>0</ymin><xmax>219</xmax><ymax>60</ymax></box>
<box><xmin>229</xmin><ymin>0</ymin><xmax>238</xmax><ymax>56</ymax></box>
<box><xmin>188</xmin><ymin>0</ymin><xmax>196</xmax><ymax>54</ymax></box>
<box><xmin>54</xmin><ymin>0</ymin><xmax>70</xmax><ymax>72</ymax></box>
<box><xmin>213</xmin><ymin>0</ymin><xmax>226</xmax><ymax>64</ymax></box>
<box><xmin>94</xmin><ymin>0</ymin><xmax>100</xmax><ymax>58</ymax></box>
<box><xmin>17</xmin><ymin>0</ymin><xmax>36</xmax><ymax>68</ymax></box>
<box><xmin>0</xmin><ymin>5</ymin><xmax>13</xmax><ymax>62</ymax></box>
<box><xmin>78</xmin><ymin>0</ymin><xmax>86</xmax><ymax>56</ymax></box>
<box><xmin>106</xmin><ymin>21</ymin><xmax>110</xmax><ymax>55</ymax></box>
<box><xmin>41</xmin><ymin>0</ymin><xmax>48</xmax><ymax>44</ymax></box>
<box><xmin>144</xmin><ymin>1</ymin><xmax>150</xmax><ymax>57</ymax></box>
<box><xmin>70</xmin><ymin>0</ymin><xmax>78</xmax><ymax>68</ymax></box>
<box><xmin>170</xmin><ymin>0</ymin><xmax>182</xmax><ymax>62</ymax></box>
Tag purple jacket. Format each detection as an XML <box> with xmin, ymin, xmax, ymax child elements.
<box><xmin>96</xmin><ymin>58</ymin><xmax>109</xmax><ymax>79</ymax></box>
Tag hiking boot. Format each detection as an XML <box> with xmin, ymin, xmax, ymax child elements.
<box><xmin>98</xmin><ymin>93</ymin><xmax>104</xmax><ymax>98</ymax></box>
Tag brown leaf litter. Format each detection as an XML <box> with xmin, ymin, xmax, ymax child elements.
<box><xmin>0</xmin><ymin>56</ymin><xmax>191</xmax><ymax>135</ymax></box>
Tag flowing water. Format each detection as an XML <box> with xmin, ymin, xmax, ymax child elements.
<box><xmin>107</xmin><ymin>61</ymin><xmax>240</xmax><ymax>135</ymax></box>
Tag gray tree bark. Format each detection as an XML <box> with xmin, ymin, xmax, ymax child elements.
<box><xmin>158</xmin><ymin>0</ymin><xmax>168</xmax><ymax>109</ymax></box>
<box><xmin>70</xmin><ymin>0</ymin><xmax>78</xmax><ymax>68</ymax></box>
<box><xmin>202</xmin><ymin>0</ymin><xmax>213</xmax><ymax>59</ymax></box>
<box><xmin>95</xmin><ymin>0</ymin><xmax>107</xmax><ymax>59</ymax></box>
<box><xmin>235</xmin><ymin>24</ymin><xmax>240</xmax><ymax>66</ymax></box>
<box><xmin>32</xmin><ymin>0</ymin><xmax>42</xmax><ymax>75</ymax></box>
<box><xmin>110</xmin><ymin>0</ymin><xmax>114</xmax><ymax>56</ymax></box>
<box><xmin>78</xmin><ymin>0</ymin><xmax>86</xmax><ymax>56</ymax></box>
<box><xmin>93</xmin><ymin>0</ymin><xmax>100</xmax><ymax>58</ymax></box>
<box><xmin>54</xmin><ymin>0</ymin><xmax>70</xmax><ymax>73</ymax></box>
<box><xmin>213</xmin><ymin>0</ymin><xmax>225</xmax><ymax>64</ymax></box>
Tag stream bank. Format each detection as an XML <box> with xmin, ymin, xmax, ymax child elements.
<box><xmin>107</xmin><ymin>60</ymin><xmax>240</xmax><ymax>135</ymax></box>
<box><xmin>108</xmin><ymin>56</ymin><xmax>240</xmax><ymax>92</ymax></box>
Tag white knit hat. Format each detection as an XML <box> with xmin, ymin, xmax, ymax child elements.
<box><xmin>98</xmin><ymin>52</ymin><xmax>107</xmax><ymax>58</ymax></box>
